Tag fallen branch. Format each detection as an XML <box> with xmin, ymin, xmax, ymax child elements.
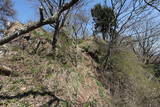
<box><xmin>0</xmin><ymin>0</ymin><xmax>79</xmax><ymax>45</ymax></box>
<box><xmin>0</xmin><ymin>65</ymin><xmax>18</xmax><ymax>76</ymax></box>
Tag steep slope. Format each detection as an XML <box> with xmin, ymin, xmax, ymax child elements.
<box><xmin>0</xmin><ymin>22</ymin><xmax>160</xmax><ymax>107</ymax></box>
<box><xmin>0</xmin><ymin>25</ymin><xmax>111</xmax><ymax>106</ymax></box>
<box><xmin>98</xmin><ymin>48</ymin><xmax>160</xmax><ymax>107</ymax></box>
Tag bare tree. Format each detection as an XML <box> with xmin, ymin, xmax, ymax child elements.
<box><xmin>67</xmin><ymin>9</ymin><xmax>89</xmax><ymax>38</ymax></box>
<box><xmin>0</xmin><ymin>0</ymin><xmax>80</xmax><ymax>45</ymax></box>
<box><xmin>143</xmin><ymin>0</ymin><xmax>160</xmax><ymax>12</ymax></box>
<box><xmin>102</xmin><ymin>0</ymin><xmax>154</xmax><ymax>45</ymax></box>
<box><xmin>132</xmin><ymin>19</ymin><xmax>160</xmax><ymax>64</ymax></box>
<box><xmin>36</xmin><ymin>0</ymin><xmax>86</xmax><ymax>50</ymax></box>
<box><xmin>37</xmin><ymin>0</ymin><xmax>69</xmax><ymax>50</ymax></box>
<box><xmin>95</xmin><ymin>0</ymin><xmax>156</xmax><ymax>68</ymax></box>
<box><xmin>0</xmin><ymin>0</ymin><xmax>15</xmax><ymax>37</ymax></box>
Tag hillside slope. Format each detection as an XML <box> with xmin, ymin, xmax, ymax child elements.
<box><xmin>0</xmin><ymin>23</ymin><xmax>160</xmax><ymax>107</ymax></box>
<box><xmin>0</xmin><ymin>26</ymin><xmax>111</xmax><ymax>106</ymax></box>
<box><xmin>99</xmin><ymin>48</ymin><xmax>160</xmax><ymax>107</ymax></box>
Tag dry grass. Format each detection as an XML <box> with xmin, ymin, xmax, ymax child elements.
<box><xmin>1</xmin><ymin>26</ymin><xmax>159</xmax><ymax>107</ymax></box>
<box><xmin>0</xmin><ymin>36</ymin><xmax>111</xmax><ymax>107</ymax></box>
<box><xmin>103</xmin><ymin>48</ymin><xmax>160</xmax><ymax>107</ymax></box>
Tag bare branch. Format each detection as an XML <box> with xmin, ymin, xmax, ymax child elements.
<box><xmin>144</xmin><ymin>0</ymin><xmax>160</xmax><ymax>12</ymax></box>
<box><xmin>0</xmin><ymin>0</ymin><xmax>80</xmax><ymax>45</ymax></box>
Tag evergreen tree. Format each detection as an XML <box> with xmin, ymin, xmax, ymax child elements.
<box><xmin>91</xmin><ymin>4</ymin><xmax>116</xmax><ymax>40</ymax></box>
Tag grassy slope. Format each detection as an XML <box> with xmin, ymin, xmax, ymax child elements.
<box><xmin>106</xmin><ymin>48</ymin><xmax>160</xmax><ymax>107</ymax></box>
<box><xmin>0</xmin><ymin>31</ymin><xmax>111</xmax><ymax>107</ymax></box>
<box><xmin>80</xmin><ymin>38</ymin><xmax>160</xmax><ymax>107</ymax></box>
<box><xmin>0</xmin><ymin>27</ymin><xmax>160</xmax><ymax>107</ymax></box>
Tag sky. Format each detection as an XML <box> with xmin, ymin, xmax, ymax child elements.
<box><xmin>12</xmin><ymin>0</ymin><xmax>103</xmax><ymax>24</ymax></box>
<box><xmin>13</xmin><ymin>0</ymin><xmax>38</xmax><ymax>23</ymax></box>
<box><xmin>11</xmin><ymin>0</ymin><xmax>104</xmax><ymax>35</ymax></box>
<box><xmin>11</xmin><ymin>0</ymin><xmax>160</xmax><ymax>36</ymax></box>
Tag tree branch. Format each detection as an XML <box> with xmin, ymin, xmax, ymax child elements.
<box><xmin>0</xmin><ymin>0</ymin><xmax>79</xmax><ymax>45</ymax></box>
<box><xmin>144</xmin><ymin>0</ymin><xmax>160</xmax><ymax>12</ymax></box>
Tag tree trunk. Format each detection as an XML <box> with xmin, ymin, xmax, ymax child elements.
<box><xmin>0</xmin><ymin>0</ymin><xmax>80</xmax><ymax>45</ymax></box>
<box><xmin>52</xmin><ymin>31</ymin><xmax>58</xmax><ymax>50</ymax></box>
<box><xmin>102</xmin><ymin>32</ymin><xmax>106</xmax><ymax>40</ymax></box>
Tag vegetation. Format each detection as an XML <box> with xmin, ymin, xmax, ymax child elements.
<box><xmin>91</xmin><ymin>4</ymin><xmax>116</xmax><ymax>40</ymax></box>
<box><xmin>0</xmin><ymin>0</ymin><xmax>160</xmax><ymax>106</ymax></box>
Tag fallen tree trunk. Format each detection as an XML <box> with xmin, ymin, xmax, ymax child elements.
<box><xmin>0</xmin><ymin>0</ymin><xmax>79</xmax><ymax>45</ymax></box>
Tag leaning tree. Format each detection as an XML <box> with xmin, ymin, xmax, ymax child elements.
<box><xmin>28</xmin><ymin>0</ymin><xmax>86</xmax><ymax>50</ymax></box>
<box><xmin>0</xmin><ymin>0</ymin><xmax>80</xmax><ymax>45</ymax></box>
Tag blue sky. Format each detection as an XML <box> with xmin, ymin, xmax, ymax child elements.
<box><xmin>12</xmin><ymin>0</ymin><xmax>104</xmax><ymax>35</ymax></box>
<box><xmin>12</xmin><ymin>0</ymin><xmax>160</xmax><ymax>36</ymax></box>
<box><xmin>13</xmin><ymin>0</ymin><xmax>38</xmax><ymax>23</ymax></box>
<box><xmin>12</xmin><ymin>0</ymin><xmax>103</xmax><ymax>24</ymax></box>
